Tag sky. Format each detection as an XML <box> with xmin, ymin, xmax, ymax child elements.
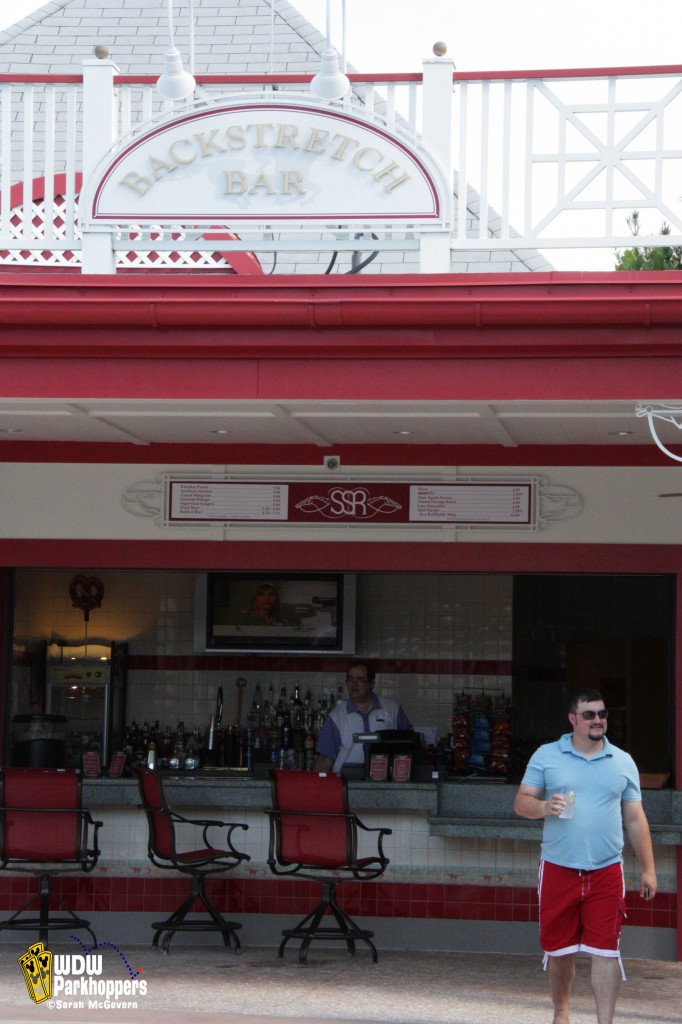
<box><xmin>1</xmin><ymin>0</ymin><xmax>681</xmax><ymax>72</ymax></box>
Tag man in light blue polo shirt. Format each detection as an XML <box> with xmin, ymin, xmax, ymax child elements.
<box><xmin>313</xmin><ymin>659</ymin><xmax>413</xmax><ymax>773</ymax></box>
<box><xmin>514</xmin><ymin>688</ymin><xmax>656</xmax><ymax>1024</ymax></box>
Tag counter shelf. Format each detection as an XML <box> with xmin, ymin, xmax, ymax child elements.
<box><xmin>78</xmin><ymin>777</ymin><xmax>682</xmax><ymax>843</ymax></box>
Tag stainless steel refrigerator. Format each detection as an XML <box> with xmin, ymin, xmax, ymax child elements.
<box><xmin>45</xmin><ymin>644</ymin><xmax>126</xmax><ymax>769</ymax></box>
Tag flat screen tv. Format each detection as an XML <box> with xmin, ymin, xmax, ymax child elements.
<box><xmin>194</xmin><ymin>572</ymin><xmax>356</xmax><ymax>654</ymax></box>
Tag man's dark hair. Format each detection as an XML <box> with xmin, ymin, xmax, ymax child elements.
<box><xmin>568</xmin><ymin>689</ymin><xmax>604</xmax><ymax>713</ymax></box>
<box><xmin>347</xmin><ymin>659</ymin><xmax>376</xmax><ymax>683</ymax></box>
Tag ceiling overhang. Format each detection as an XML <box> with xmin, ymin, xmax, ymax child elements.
<box><xmin>1</xmin><ymin>270</ymin><xmax>682</xmax><ymax>459</ymax></box>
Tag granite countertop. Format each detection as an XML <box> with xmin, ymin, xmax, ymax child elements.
<box><xmin>431</xmin><ymin>780</ymin><xmax>682</xmax><ymax>844</ymax></box>
<box><xmin>81</xmin><ymin>775</ymin><xmax>682</xmax><ymax>842</ymax></box>
<box><xmin>83</xmin><ymin>773</ymin><xmax>438</xmax><ymax>813</ymax></box>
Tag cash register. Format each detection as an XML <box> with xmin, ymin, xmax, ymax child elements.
<box><xmin>353</xmin><ymin>729</ymin><xmax>421</xmax><ymax>781</ymax></box>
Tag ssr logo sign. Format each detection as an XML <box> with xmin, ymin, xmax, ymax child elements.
<box><xmin>294</xmin><ymin>486</ymin><xmax>403</xmax><ymax>521</ymax></box>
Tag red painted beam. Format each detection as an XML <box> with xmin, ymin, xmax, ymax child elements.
<box><xmin>0</xmin><ymin>441</ymin><xmax>679</xmax><ymax>466</ymax></box>
<box><xmin>2</xmin><ymin>539</ymin><xmax>682</xmax><ymax>573</ymax></box>
<box><xmin>2</xmin><ymin>353</ymin><xmax>682</xmax><ymax>402</ymax></box>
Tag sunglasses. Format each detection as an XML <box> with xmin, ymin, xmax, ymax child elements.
<box><xmin>576</xmin><ymin>709</ymin><xmax>608</xmax><ymax>720</ymax></box>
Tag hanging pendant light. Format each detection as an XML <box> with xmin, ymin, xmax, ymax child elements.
<box><xmin>311</xmin><ymin>47</ymin><xmax>351</xmax><ymax>99</ymax></box>
<box><xmin>157</xmin><ymin>0</ymin><xmax>195</xmax><ymax>101</ymax></box>
<box><xmin>310</xmin><ymin>0</ymin><xmax>350</xmax><ymax>100</ymax></box>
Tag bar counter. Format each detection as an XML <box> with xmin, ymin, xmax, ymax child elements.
<box><xmin>81</xmin><ymin>773</ymin><xmax>682</xmax><ymax>843</ymax></box>
<box><xmin>82</xmin><ymin>771</ymin><xmax>438</xmax><ymax>812</ymax></box>
<box><xmin>0</xmin><ymin>773</ymin><xmax>677</xmax><ymax>960</ymax></box>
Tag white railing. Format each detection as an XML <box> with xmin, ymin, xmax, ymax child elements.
<box><xmin>451</xmin><ymin>65</ymin><xmax>682</xmax><ymax>251</ymax></box>
<box><xmin>1</xmin><ymin>64</ymin><xmax>681</xmax><ymax>272</ymax></box>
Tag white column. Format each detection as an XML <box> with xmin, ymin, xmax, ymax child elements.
<box><xmin>419</xmin><ymin>233</ymin><xmax>453</xmax><ymax>273</ymax></box>
<box><xmin>81</xmin><ymin>58</ymin><xmax>119</xmax><ymax>274</ymax></box>
<box><xmin>420</xmin><ymin>55</ymin><xmax>454</xmax><ymax>274</ymax></box>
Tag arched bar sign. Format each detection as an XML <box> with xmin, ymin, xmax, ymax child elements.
<box><xmin>82</xmin><ymin>102</ymin><xmax>451</xmax><ymax>229</ymax></box>
<box><xmin>164</xmin><ymin>480</ymin><xmax>534</xmax><ymax>526</ymax></box>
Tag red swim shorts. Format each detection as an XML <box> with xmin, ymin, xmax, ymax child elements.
<box><xmin>538</xmin><ymin>860</ymin><xmax>626</xmax><ymax>957</ymax></box>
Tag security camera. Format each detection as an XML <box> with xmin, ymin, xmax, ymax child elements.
<box><xmin>323</xmin><ymin>455</ymin><xmax>341</xmax><ymax>471</ymax></box>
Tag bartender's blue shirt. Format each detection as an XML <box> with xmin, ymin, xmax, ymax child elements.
<box><xmin>521</xmin><ymin>733</ymin><xmax>642</xmax><ymax>870</ymax></box>
<box><xmin>316</xmin><ymin>694</ymin><xmax>413</xmax><ymax>773</ymax></box>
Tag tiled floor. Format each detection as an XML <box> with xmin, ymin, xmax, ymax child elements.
<box><xmin>0</xmin><ymin>943</ymin><xmax>680</xmax><ymax>1024</ymax></box>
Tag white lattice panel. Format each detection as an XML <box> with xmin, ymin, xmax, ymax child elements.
<box><xmin>0</xmin><ymin>193</ymin><xmax>240</xmax><ymax>271</ymax></box>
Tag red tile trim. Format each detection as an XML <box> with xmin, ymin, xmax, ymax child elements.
<box><xmin>0</xmin><ymin>878</ymin><xmax>674</xmax><ymax>929</ymax></box>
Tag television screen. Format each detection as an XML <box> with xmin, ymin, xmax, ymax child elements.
<box><xmin>195</xmin><ymin>572</ymin><xmax>356</xmax><ymax>654</ymax></box>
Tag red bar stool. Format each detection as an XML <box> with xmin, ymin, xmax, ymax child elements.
<box><xmin>132</xmin><ymin>765</ymin><xmax>250</xmax><ymax>954</ymax></box>
<box><xmin>0</xmin><ymin>767</ymin><xmax>102</xmax><ymax>946</ymax></box>
<box><xmin>265</xmin><ymin>769</ymin><xmax>392</xmax><ymax>965</ymax></box>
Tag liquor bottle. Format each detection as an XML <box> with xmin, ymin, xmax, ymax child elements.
<box><xmin>224</xmin><ymin>725</ymin><xmax>236</xmax><ymax>767</ymax></box>
<box><xmin>173</xmin><ymin>724</ymin><xmax>185</xmax><ymax>762</ymax></box>
<box><xmin>292</xmin><ymin>706</ymin><xmax>304</xmax><ymax>758</ymax></box>
<box><xmin>257</xmin><ymin>709</ymin><xmax>270</xmax><ymax>757</ymax></box>
<box><xmin>304</xmin><ymin>728</ymin><xmax>316</xmax><ymax>770</ymax></box>
<box><xmin>269</xmin><ymin>715</ymin><xmax>281</xmax><ymax>759</ymax></box>
<box><xmin>336</xmin><ymin>681</ymin><xmax>345</xmax><ymax>704</ymax></box>
<box><xmin>123</xmin><ymin>727</ymin><xmax>134</xmax><ymax>768</ymax></box>
<box><xmin>252</xmin><ymin>683</ymin><xmax>263</xmax><ymax>725</ymax></box>
<box><xmin>280</xmin><ymin>712</ymin><xmax>292</xmax><ymax>750</ymax></box>
<box><xmin>184</xmin><ymin>728</ymin><xmax>200</xmax><ymax>769</ymax></box>
<box><xmin>133</xmin><ymin>728</ymin><xmax>146</xmax><ymax>766</ymax></box>
<box><xmin>317</xmin><ymin>696</ymin><xmax>328</xmax><ymax>731</ymax></box>
<box><xmin>162</xmin><ymin>725</ymin><xmax>173</xmax><ymax>763</ymax></box>
<box><xmin>146</xmin><ymin>731</ymin><xmax>157</xmax><ymax>770</ymax></box>
<box><xmin>216</xmin><ymin>726</ymin><xmax>226</xmax><ymax>767</ymax></box>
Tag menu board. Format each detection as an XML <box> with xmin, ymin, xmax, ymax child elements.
<box><xmin>169</xmin><ymin>481</ymin><xmax>288</xmax><ymax>522</ymax></box>
<box><xmin>82</xmin><ymin>752</ymin><xmax>101</xmax><ymax>777</ymax></box>
<box><xmin>108</xmin><ymin>752</ymin><xmax>126</xmax><ymax>778</ymax></box>
<box><xmin>165</xmin><ymin>478</ymin><xmax>534</xmax><ymax>527</ymax></box>
<box><xmin>409</xmin><ymin>484</ymin><xmax>531</xmax><ymax>524</ymax></box>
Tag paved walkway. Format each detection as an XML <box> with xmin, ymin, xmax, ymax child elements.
<box><xmin>0</xmin><ymin>945</ymin><xmax>680</xmax><ymax>1024</ymax></box>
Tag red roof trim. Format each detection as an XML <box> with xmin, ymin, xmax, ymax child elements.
<box><xmin>0</xmin><ymin>74</ymin><xmax>83</xmax><ymax>83</ymax></box>
<box><xmin>452</xmin><ymin>64</ymin><xmax>682</xmax><ymax>81</ymax></box>
<box><xmin>113</xmin><ymin>73</ymin><xmax>424</xmax><ymax>85</ymax></box>
<box><xmin>1</xmin><ymin>272</ymin><xmax>681</xmax><ymax>340</ymax></box>
<box><xmin>1</xmin><ymin>275</ymin><xmax>681</xmax><ymax>404</ymax></box>
<box><xmin>3</xmin><ymin>67</ymin><xmax>679</xmax><ymax>87</ymax></box>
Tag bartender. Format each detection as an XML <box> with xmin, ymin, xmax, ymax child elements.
<box><xmin>313</xmin><ymin>660</ymin><xmax>413</xmax><ymax>773</ymax></box>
